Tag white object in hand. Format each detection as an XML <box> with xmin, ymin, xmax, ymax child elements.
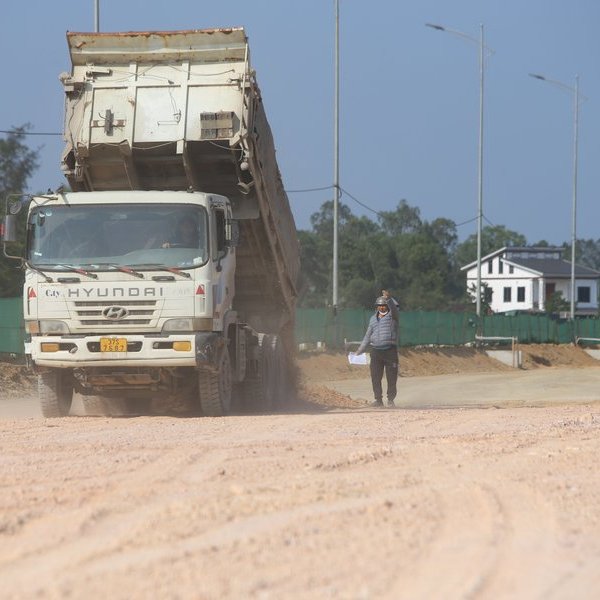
<box><xmin>348</xmin><ymin>352</ymin><xmax>368</xmax><ymax>365</ymax></box>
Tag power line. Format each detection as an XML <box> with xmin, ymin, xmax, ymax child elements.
<box><xmin>0</xmin><ymin>129</ymin><xmax>62</xmax><ymax>136</ymax></box>
<box><xmin>483</xmin><ymin>214</ymin><xmax>496</xmax><ymax>227</ymax></box>
<box><xmin>339</xmin><ymin>186</ymin><xmax>383</xmax><ymax>217</ymax></box>
<box><xmin>0</xmin><ymin>131</ymin><xmax>500</xmax><ymax>232</ymax></box>
<box><xmin>455</xmin><ymin>216</ymin><xmax>478</xmax><ymax>227</ymax></box>
<box><xmin>285</xmin><ymin>185</ymin><xmax>334</xmax><ymax>193</ymax></box>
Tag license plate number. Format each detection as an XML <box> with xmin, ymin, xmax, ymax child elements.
<box><xmin>100</xmin><ymin>338</ymin><xmax>127</xmax><ymax>352</ymax></box>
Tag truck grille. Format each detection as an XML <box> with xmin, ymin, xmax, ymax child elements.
<box><xmin>71</xmin><ymin>300</ymin><xmax>159</xmax><ymax>328</ymax></box>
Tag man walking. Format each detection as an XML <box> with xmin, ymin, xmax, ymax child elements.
<box><xmin>354</xmin><ymin>289</ymin><xmax>399</xmax><ymax>408</ymax></box>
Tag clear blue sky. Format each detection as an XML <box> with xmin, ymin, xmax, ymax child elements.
<box><xmin>2</xmin><ymin>1</ymin><xmax>599</xmax><ymax>245</ymax></box>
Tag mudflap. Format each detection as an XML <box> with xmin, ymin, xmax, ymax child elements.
<box><xmin>195</xmin><ymin>332</ymin><xmax>226</xmax><ymax>372</ymax></box>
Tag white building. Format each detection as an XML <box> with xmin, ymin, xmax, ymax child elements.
<box><xmin>461</xmin><ymin>246</ymin><xmax>600</xmax><ymax>315</ymax></box>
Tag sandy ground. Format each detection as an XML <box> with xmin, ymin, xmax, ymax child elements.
<box><xmin>2</xmin><ymin>346</ymin><xmax>600</xmax><ymax>599</ymax></box>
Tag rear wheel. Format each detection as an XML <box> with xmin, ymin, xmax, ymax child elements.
<box><xmin>198</xmin><ymin>348</ymin><xmax>232</xmax><ymax>416</ymax></box>
<box><xmin>246</xmin><ymin>333</ymin><xmax>285</xmax><ymax>412</ymax></box>
<box><xmin>265</xmin><ymin>334</ymin><xmax>285</xmax><ymax>409</ymax></box>
<box><xmin>38</xmin><ymin>370</ymin><xmax>73</xmax><ymax>418</ymax></box>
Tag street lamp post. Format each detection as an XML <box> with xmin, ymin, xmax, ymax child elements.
<box><xmin>529</xmin><ymin>73</ymin><xmax>580</xmax><ymax>320</ymax></box>
<box><xmin>94</xmin><ymin>0</ymin><xmax>100</xmax><ymax>32</ymax></box>
<box><xmin>333</xmin><ymin>0</ymin><xmax>340</xmax><ymax>311</ymax></box>
<box><xmin>426</xmin><ymin>23</ymin><xmax>488</xmax><ymax>319</ymax></box>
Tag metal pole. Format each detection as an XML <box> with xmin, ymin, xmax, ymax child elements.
<box><xmin>94</xmin><ymin>0</ymin><xmax>100</xmax><ymax>32</ymax></box>
<box><xmin>529</xmin><ymin>72</ymin><xmax>582</xmax><ymax>320</ymax></box>
<box><xmin>570</xmin><ymin>75</ymin><xmax>580</xmax><ymax>320</ymax></box>
<box><xmin>332</xmin><ymin>0</ymin><xmax>340</xmax><ymax>309</ymax></box>
<box><xmin>425</xmin><ymin>22</ymin><xmax>489</xmax><ymax>318</ymax></box>
<box><xmin>476</xmin><ymin>23</ymin><xmax>484</xmax><ymax>319</ymax></box>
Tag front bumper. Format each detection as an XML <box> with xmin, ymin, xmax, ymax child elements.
<box><xmin>30</xmin><ymin>333</ymin><xmax>219</xmax><ymax>368</ymax></box>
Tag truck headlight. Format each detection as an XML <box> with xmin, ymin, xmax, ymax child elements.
<box><xmin>162</xmin><ymin>318</ymin><xmax>212</xmax><ymax>332</ymax></box>
<box><xmin>25</xmin><ymin>321</ymin><xmax>40</xmax><ymax>334</ymax></box>
<box><xmin>39</xmin><ymin>320</ymin><xmax>71</xmax><ymax>335</ymax></box>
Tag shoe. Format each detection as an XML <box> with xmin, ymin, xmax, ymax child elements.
<box><xmin>386</xmin><ymin>401</ymin><xmax>396</xmax><ymax>408</ymax></box>
<box><xmin>369</xmin><ymin>400</ymin><xmax>384</xmax><ymax>407</ymax></box>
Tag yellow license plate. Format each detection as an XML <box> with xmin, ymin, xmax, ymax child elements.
<box><xmin>100</xmin><ymin>337</ymin><xmax>127</xmax><ymax>352</ymax></box>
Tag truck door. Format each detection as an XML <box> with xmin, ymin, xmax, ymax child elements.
<box><xmin>211</xmin><ymin>204</ymin><xmax>235</xmax><ymax>329</ymax></box>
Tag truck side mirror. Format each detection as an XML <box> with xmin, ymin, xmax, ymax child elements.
<box><xmin>1</xmin><ymin>215</ymin><xmax>18</xmax><ymax>243</ymax></box>
<box><xmin>226</xmin><ymin>220</ymin><xmax>240</xmax><ymax>248</ymax></box>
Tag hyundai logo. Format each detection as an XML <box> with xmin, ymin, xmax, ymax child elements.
<box><xmin>102</xmin><ymin>305</ymin><xmax>129</xmax><ymax>320</ymax></box>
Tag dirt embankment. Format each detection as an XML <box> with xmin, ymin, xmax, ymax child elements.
<box><xmin>297</xmin><ymin>343</ymin><xmax>599</xmax><ymax>381</ymax></box>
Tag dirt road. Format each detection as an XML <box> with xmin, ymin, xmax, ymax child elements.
<box><xmin>2</xmin><ymin>367</ymin><xmax>600</xmax><ymax>599</ymax></box>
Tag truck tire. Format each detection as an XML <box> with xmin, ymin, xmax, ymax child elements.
<box><xmin>268</xmin><ymin>335</ymin><xmax>285</xmax><ymax>410</ymax></box>
<box><xmin>38</xmin><ymin>370</ymin><xmax>73</xmax><ymax>418</ymax></box>
<box><xmin>198</xmin><ymin>348</ymin><xmax>232</xmax><ymax>417</ymax></box>
<box><xmin>245</xmin><ymin>333</ymin><xmax>268</xmax><ymax>412</ymax></box>
<box><xmin>246</xmin><ymin>333</ymin><xmax>285</xmax><ymax>412</ymax></box>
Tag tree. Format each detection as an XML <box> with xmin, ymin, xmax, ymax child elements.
<box><xmin>378</xmin><ymin>199</ymin><xmax>422</xmax><ymax>236</ymax></box>
<box><xmin>572</xmin><ymin>239</ymin><xmax>600</xmax><ymax>272</ymax></box>
<box><xmin>297</xmin><ymin>199</ymin><xmax>468</xmax><ymax>310</ymax></box>
<box><xmin>454</xmin><ymin>225</ymin><xmax>527</xmax><ymax>269</ymax></box>
<box><xmin>544</xmin><ymin>290</ymin><xmax>570</xmax><ymax>315</ymax></box>
<box><xmin>0</xmin><ymin>125</ymin><xmax>40</xmax><ymax>297</ymax></box>
<box><xmin>296</xmin><ymin>229</ymin><xmax>331</xmax><ymax>307</ymax></box>
<box><xmin>467</xmin><ymin>281</ymin><xmax>493</xmax><ymax>314</ymax></box>
<box><xmin>308</xmin><ymin>200</ymin><xmax>354</xmax><ymax>239</ymax></box>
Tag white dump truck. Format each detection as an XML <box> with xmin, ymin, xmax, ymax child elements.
<box><xmin>2</xmin><ymin>28</ymin><xmax>299</xmax><ymax>417</ymax></box>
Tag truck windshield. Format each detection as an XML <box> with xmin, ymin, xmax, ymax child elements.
<box><xmin>27</xmin><ymin>203</ymin><xmax>209</xmax><ymax>270</ymax></box>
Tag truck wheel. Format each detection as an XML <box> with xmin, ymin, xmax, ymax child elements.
<box><xmin>38</xmin><ymin>370</ymin><xmax>73</xmax><ymax>418</ymax></box>
<box><xmin>245</xmin><ymin>333</ymin><xmax>268</xmax><ymax>412</ymax></box>
<box><xmin>246</xmin><ymin>333</ymin><xmax>284</xmax><ymax>412</ymax></box>
<box><xmin>267</xmin><ymin>334</ymin><xmax>286</xmax><ymax>409</ymax></box>
<box><xmin>198</xmin><ymin>348</ymin><xmax>232</xmax><ymax>416</ymax></box>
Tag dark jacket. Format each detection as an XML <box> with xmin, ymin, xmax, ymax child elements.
<box><xmin>356</xmin><ymin>297</ymin><xmax>399</xmax><ymax>354</ymax></box>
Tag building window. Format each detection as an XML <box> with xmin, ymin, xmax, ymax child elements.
<box><xmin>503</xmin><ymin>287</ymin><xmax>512</xmax><ymax>302</ymax></box>
<box><xmin>509</xmin><ymin>265</ymin><xmax>514</xmax><ymax>274</ymax></box>
<box><xmin>487</xmin><ymin>261</ymin><xmax>493</xmax><ymax>274</ymax></box>
<box><xmin>499</xmin><ymin>260</ymin><xmax>504</xmax><ymax>274</ymax></box>
<box><xmin>517</xmin><ymin>287</ymin><xmax>525</xmax><ymax>302</ymax></box>
<box><xmin>577</xmin><ymin>286</ymin><xmax>591</xmax><ymax>303</ymax></box>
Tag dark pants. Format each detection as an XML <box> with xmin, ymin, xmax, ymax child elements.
<box><xmin>370</xmin><ymin>347</ymin><xmax>398</xmax><ymax>402</ymax></box>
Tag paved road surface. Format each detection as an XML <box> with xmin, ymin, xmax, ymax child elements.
<box><xmin>326</xmin><ymin>366</ymin><xmax>600</xmax><ymax>408</ymax></box>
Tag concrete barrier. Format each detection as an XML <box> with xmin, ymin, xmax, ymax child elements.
<box><xmin>486</xmin><ymin>350</ymin><xmax>522</xmax><ymax>368</ymax></box>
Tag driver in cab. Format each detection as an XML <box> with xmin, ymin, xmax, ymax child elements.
<box><xmin>162</xmin><ymin>217</ymin><xmax>199</xmax><ymax>248</ymax></box>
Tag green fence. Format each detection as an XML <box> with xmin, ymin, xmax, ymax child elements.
<box><xmin>2</xmin><ymin>297</ymin><xmax>600</xmax><ymax>360</ymax></box>
<box><xmin>0</xmin><ymin>297</ymin><xmax>25</xmax><ymax>360</ymax></box>
<box><xmin>297</xmin><ymin>308</ymin><xmax>600</xmax><ymax>348</ymax></box>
